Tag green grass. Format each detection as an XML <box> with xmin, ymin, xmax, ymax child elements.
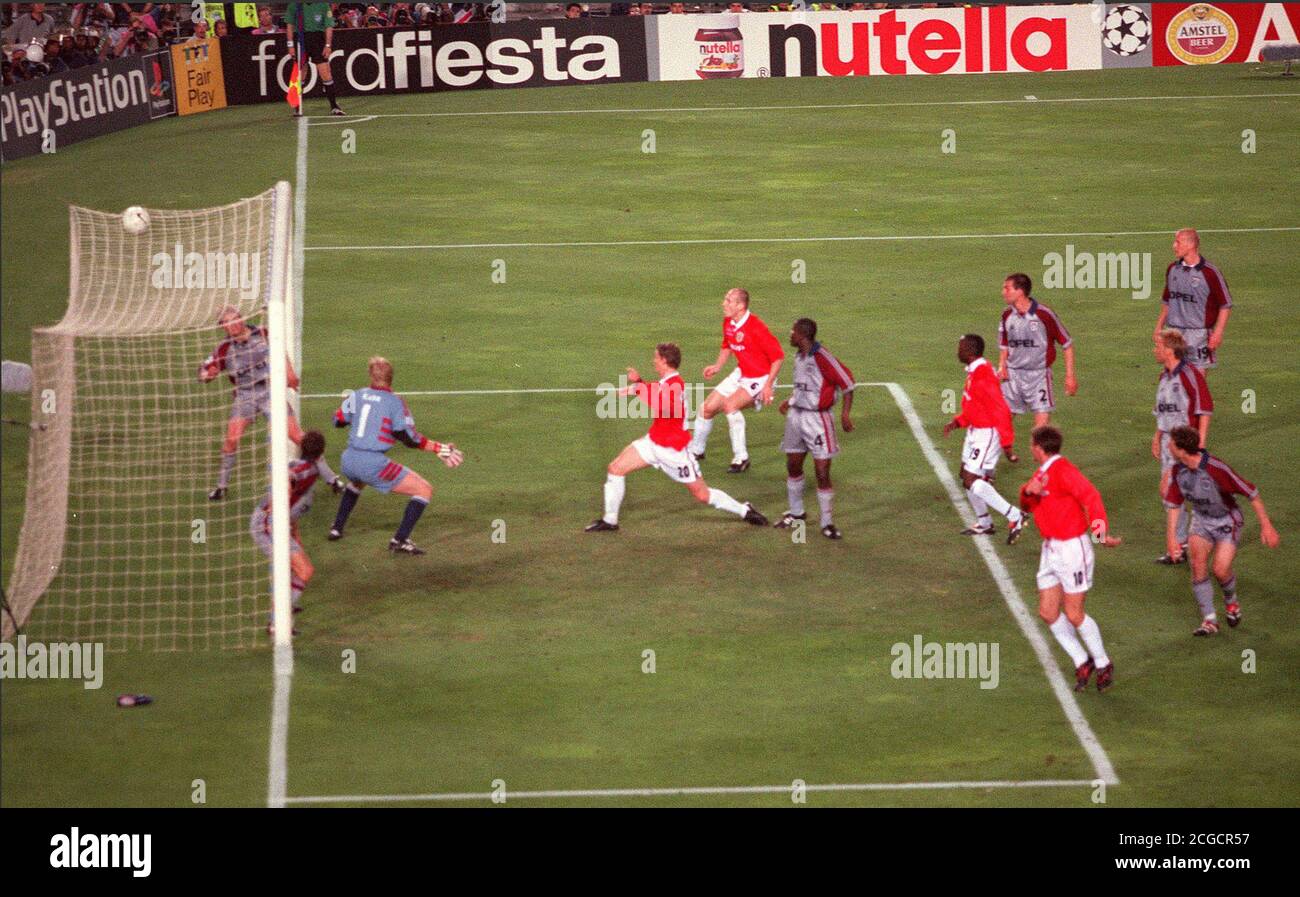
<box><xmin>3</xmin><ymin>63</ymin><xmax>1299</xmax><ymax>807</ymax></box>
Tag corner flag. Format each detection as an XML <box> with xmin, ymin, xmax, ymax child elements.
<box><xmin>287</xmin><ymin>59</ymin><xmax>301</xmax><ymax>109</ymax></box>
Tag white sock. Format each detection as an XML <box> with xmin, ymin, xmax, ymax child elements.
<box><xmin>689</xmin><ymin>415</ymin><xmax>714</xmax><ymax>456</ymax></box>
<box><xmin>966</xmin><ymin>488</ymin><xmax>992</xmax><ymax>527</ymax></box>
<box><xmin>1048</xmin><ymin>616</ymin><xmax>1089</xmax><ymax>667</ymax></box>
<box><xmin>787</xmin><ymin>476</ymin><xmax>805</xmax><ymax>516</ymax></box>
<box><xmin>603</xmin><ymin>473</ymin><xmax>625</xmax><ymax>524</ymax></box>
<box><xmin>970</xmin><ymin>478</ymin><xmax>1018</xmax><ymax>521</ymax></box>
<box><xmin>727</xmin><ymin>411</ymin><xmax>747</xmax><ymax>461</ymax></box>
<box><xmin>817</xmin><ymin>488</ymin><xmax>833</xmax><ymax>528</ymax></box>
<box><xmin>708</xmin><ymin>487</ymin><xmax>747</xmax><ymax>517</ymax></box>
<box><xmin>1075</xmin><ymin>615</ymin><xmax>1110</xmax><ymax>668</ymax></box>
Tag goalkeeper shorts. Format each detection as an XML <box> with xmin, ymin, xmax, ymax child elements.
<box><xmin>341</xmin><ymin>447</ymin><xmax>411</xmax><ymax>494</ymax></box>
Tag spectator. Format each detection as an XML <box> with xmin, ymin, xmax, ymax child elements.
<box><xmin>728</xmin><ymin>2</ymin><xmax>747</xmax><ymax>10</ymax></box>
<box><xmin>214</xmin><ymin>17</ymin><xmax>229</xmax><ymax>37</ymax></box>
<box><xmin>363</xmin><ymin>4</ymin><xmax>389</xmax><ymax>27</ymax></box>
<box><xmin>669</xmin><ymin>1</ymin><xmax>685</xmax><ymax>12</ymax></box>
<box><xmin>565</xmin><ymin>3</ymin><xmax>584</xmax><ymax>18</ymax></box>
<box><xmin>252</xmin><ymin>5</ymin><xmax>279</xmax><ymax>33</ymax></box>
<box><xmin>5</xmin><ymin>4</ymin><xmax>56</xmax><ymax>46</ymax></box>
<box><xmin>390</xmin><ymin>4</ymin><xmax>414</xmax><ymax>26</ymax></box>
<box><xmin>190</xmin><ymin>18</ymin><xmax>209</xmax><ymax>40</ymax></box>
<box><xmin>62</xmin><ymin>31</ymin><xmax>93</xmax><ymax>67</ymax></box>
<box><xmin>628</xmin><ymin>3</ymin><xmax>642</xmax><ymax>13</ymax></box>
<box><xmin>111</xmin><ymin>18</ymin><xmax>158</xmax><ymax>57</ymax></box>
<box><xmin>40</xmin><ymin>35</ymin><xmax>68</xmax><ymax>73</ymax></box>
<box><xmin>639</xmin><ymin>2</ymin><xmax>654</xmax><ymax>14</ymax></box>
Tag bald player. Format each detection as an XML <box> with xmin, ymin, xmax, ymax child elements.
<box><xmin>689</xmin><ymin>288</ymin><xmax>785</xmax><ymax>473</ymax></box>
<box><xmin>1155</xmin><ymin>228</ymin><xmax>1232</xmax><ymax>370</ymax></box>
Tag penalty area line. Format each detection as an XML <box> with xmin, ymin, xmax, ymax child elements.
<box><xmin>285</xmin><ymin>778</ymin><xmax>1099</xmax><ymax>805</ymax></box>
<box><xmin>280</xmin><ymin>383</ymin><xmax>1115</xmax><ymax>802</ymax></box>
<box><xmin>298</xmin><ymin>381</ymin><xmax>894</xmax><ymax>400</ymax></box>
<box><xmin>303</xmin><ymin>225</ymin><xmax>1300</xmax><ymax>252</ymax></box>
<box><xmin>883</xmin><ymin>383</ymin><xmax>1119</xmax><ymax>786</ymax></box>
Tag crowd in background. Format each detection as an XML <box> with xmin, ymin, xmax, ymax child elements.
<box><xmin>3</xmin><ymin>2</ymin><xmax>1002</xmax><ymax>86</ymax></box>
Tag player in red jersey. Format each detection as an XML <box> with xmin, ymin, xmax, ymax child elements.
<box><xmin>688</xmin><ymin>288</ymin><xmax>785</xmax><ymax>473</ymax></box>
<box><xmin>942</xmin><ymin>334</ymin><xmax>1028</xmax><ymax>544</ymax></box>
<box><xmin>1019</xmin><ymin>427</ymin><xmax>1123</xmax><ymax>692</ymax></box>
<box><xmin>251</xmin><ymin>430</ymin><xmax>329</xmax><ymax>636</ymax></box>
<box><xmin>586</xmin><ymin>343</ymin><xmax>768</xmax><ymax>531</ymax></box>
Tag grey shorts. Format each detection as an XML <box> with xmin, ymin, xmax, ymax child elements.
<box><xmin>781</xmin><ymin>407</ymin><xmax>840</xmax><ymax>460</ymax></box>
<box><xmin>249</xmin><ymin>504</ymin><xmax>307</xmax><ymax>558</ymax></box>
<box><xmin>1190</xmin><ymin>511</ymin><xmax>1242</xmax><ymax>546</ymax></box>
<box><xmin>231</xmin><ymin>383</ymin><xmax>271</xmax><ymax>421</ymax></box>
<box><xmin>1001</xmin><ymin>367</ymin><xmax>1054</xmax><ymax>414</ymax></box>
<box><xmin>1175</xmin><ymin>328</ymin><xmax>1216</xmax><ymax>370</ymax></box>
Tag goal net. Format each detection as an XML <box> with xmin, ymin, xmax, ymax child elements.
<box><xmin>4</xmin><ymin>183</ymin><xmax>298</xmax><ymax>650</ymax></box>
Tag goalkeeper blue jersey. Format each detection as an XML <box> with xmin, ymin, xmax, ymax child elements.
<box><xmin>335</xmin><ymin>386</ymin><xmax>420</xmax><ymax>454</ymax></box>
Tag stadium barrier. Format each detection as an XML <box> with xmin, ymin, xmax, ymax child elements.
<box><xmin>0</xmin><ymin>50</ymin><xmax>175</xmax><ymax>162</ymax></box>
<box><xmin>217</xmin><ymin>17</ymin><xmax>650</xmax><ymax>104</ymax></box>
<box><xmin>1152</xmin><ymin>3</ymin><xmax>1300</xmax><ymax>67</ymax></box>
<box><xmin>5</xmin><ymin>4</ymin><xmax>1299</xmax><ymax>160</ymax></box>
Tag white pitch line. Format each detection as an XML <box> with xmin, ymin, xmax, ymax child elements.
<box><xmin>304</xmin><ymin>225</ymin><xmax>1300</xmax><ymax>253</ymax></box>
<box><xmin>282</xmin><ymin>382</ymin><xmax>1113</xmax><ymax>805</ymax></box>
<box><xmin>883</xmin><ymin>383</ymin><xmax>1118</xmax><ymax>785</ymax></box>
<box><xmin>298</xmin><ymin>381</ymin><xmax>892</xmax><ymax>401</ymax></box>
<box><xmin>300</xmin><ymin>91</ymin><xmax>1300</xmax><ymax>122</ymax></box>
<box><xmin>267</xmin><ymin>643</ymin><xmax>294</xmax><ymax>808</ymax></box>
<box><xmin>306</xmin><ymin>114</ymin><xmax>375</xmax><ymax>126</ymax></box>
<box><xmin>267</xmin><ymin>118</ymin><xmax>310</xmax><ymax>811</ymax></box>
<box><xmin>285</xmin><ymin>778</ymin><xmax>1096</xmax><ymax>804</ymax></box>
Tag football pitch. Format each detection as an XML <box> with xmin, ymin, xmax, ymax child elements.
<box><xmin>2</xmin><ymin>63</ymin><xmax>1298</xmax><ymax>807</ymax></box>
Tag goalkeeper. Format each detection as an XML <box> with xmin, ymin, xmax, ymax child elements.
<box><xmin>329</xmin><ymin>356</ymin><xmax>463</xmax><ymax>555</ymax></box>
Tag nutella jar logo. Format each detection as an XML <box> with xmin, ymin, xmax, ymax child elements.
<box><xmin>695</xmin><ymin>14</ymin><xmax>744</xmax><ymax>79</ymax></box>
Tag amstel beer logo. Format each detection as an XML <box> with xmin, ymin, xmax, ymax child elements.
<box><xmin>1166</xmin><ymin>4</ymin><xmax>1238</xmax><ymax>64</ymax></box>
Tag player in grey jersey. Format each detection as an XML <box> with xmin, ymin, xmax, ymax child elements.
<box><xmin>1163</xmin><ymin>426</ymin><xmax>1278</xmax><ymax>636</ymax></box>
<box><xmin>1155</xmin><ymin>228</ymin><xmax>1232</xmax><ymax>370</ymax></box>
<box><xmin>199</xmin><ymin>306</ymin><xmax>340</xmax><ymax>500</ymax></box>
<box><xmin>996</xmin><ymin>273</ymin><xmax>1076</xmax><ymax>461</ymax></box>
<box><xmin>775</xmin><ymin>318</ymin><xmax>855</xmax><ymax>539</ymax></box>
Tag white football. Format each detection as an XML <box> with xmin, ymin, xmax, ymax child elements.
<box><xmin>121</xmin><ymin>206</ymin><xmax>151</xmax><ymax>235</ymax></box>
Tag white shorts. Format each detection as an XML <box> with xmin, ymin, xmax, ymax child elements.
<box><xmin>715</xmin><ymin>368</ymin><xmax>770</xmax><ymax>410</ymax></box>
<box><xmin>1036</xmin><ymin>535</ymin><xmax>1095</xmax><ymax>593</ymax></box>
<box><xmin>633</xmin><ymin>435</ymin><xmax>701</xmax><ymax>484</ymax></box>
<box><xmin>961</xmin><ymin>427</ymin><xmax>1002</xmax><ymax>477</ymax></box>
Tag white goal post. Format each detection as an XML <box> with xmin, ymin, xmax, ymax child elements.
<box><xmin>4</xmin><ymin>182</ymin><xmax>298</xmax><ymax>650</ymax></box>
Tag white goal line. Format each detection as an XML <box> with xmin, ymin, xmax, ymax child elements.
<box><xmin>285</xmin><ymin>779</ymin><xmax>1099</xmax><ymax>805</ymax></box>
<box><xmin>304</xmin><ymin>225</ymin><xmax>1300</xmax><ymax>253</ymax></box>
<box><xmin>301</xmin><ymin>90</ymin><xmax>1300</xmax><ymax>122</ymax></box>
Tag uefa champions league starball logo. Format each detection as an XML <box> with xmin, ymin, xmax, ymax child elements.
<box><xmin>1102</xmin><ymin>4</ymin><xmax>1152</xmax><ymax>57</ymax></box>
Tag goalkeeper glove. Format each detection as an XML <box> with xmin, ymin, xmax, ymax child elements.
<box><xmin>433</xmin><ymin>442</ymin><xmax>464</xmax><ymax>468</ymax></box>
